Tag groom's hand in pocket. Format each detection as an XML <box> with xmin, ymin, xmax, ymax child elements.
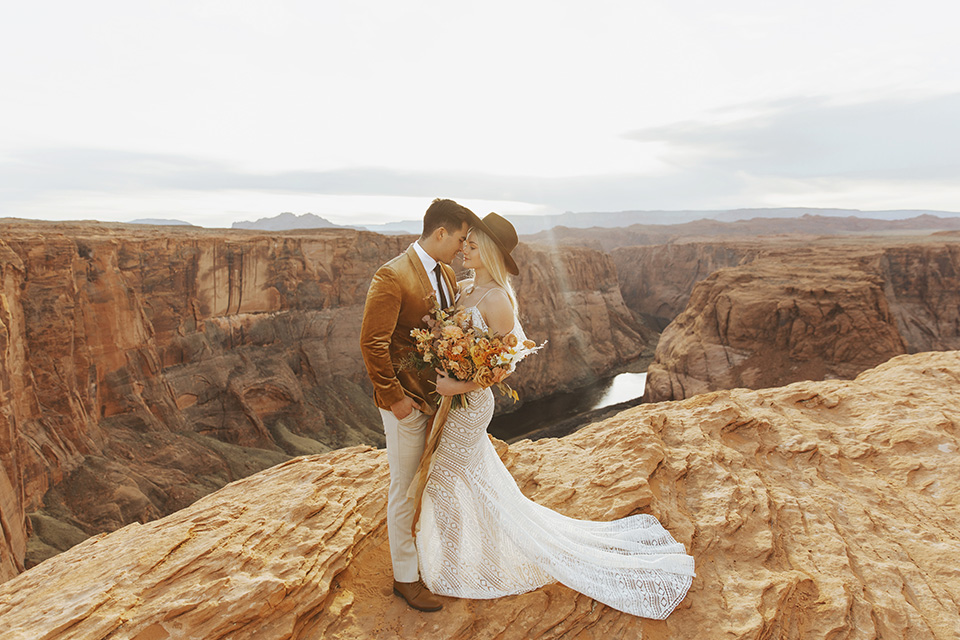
<box><xmin>391</xmin><ymin>396</ymin><xmax>419</xmax><ymax>421</ymax></box>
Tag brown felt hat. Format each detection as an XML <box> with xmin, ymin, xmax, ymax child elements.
<box><xmin>472</xmin><ymin>212</ymin><xmax>519</xmax><ymax>275</ymax></box>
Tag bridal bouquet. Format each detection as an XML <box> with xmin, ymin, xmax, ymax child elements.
<box><xmin>405</xmin><ymin>296</ymin><xmax>544</xmax><ymax>536</ymax></box>
<box><xmin>407</xmin><ymin>298</ymin><xmax>542</xmax><ymax>409</ymax></box>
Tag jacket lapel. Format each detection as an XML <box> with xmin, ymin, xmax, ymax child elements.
<box><xmin>406</xmin><ymin>244</ymin><xmax>435</xmax><ymax>304</ymax></box>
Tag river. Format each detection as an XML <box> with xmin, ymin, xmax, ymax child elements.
<box><xmin>488</xmin><ymin>371</ymin><xmax>648</xmax><ymax>443</ymax></box>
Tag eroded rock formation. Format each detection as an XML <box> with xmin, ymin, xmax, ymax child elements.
<box><xmin>611</xmin><ymin>242</ymin><xmax>759</xmax><ymax>329</ymax></box>
<box><xmin>869</xmin><ymin>244</ymin><xmax>960</xmax><ymax>352</ymax></box>
<box><xmin>0</xmin><ymin>221</ymin><xmax>647</xmax><ymax>581</ymax></box>
<box><xmin>0</xmin><ymin>241</ymin><xmax>28</xmax><ymax>579</ymax></box>
<box><xmin>1</xmin><ymin>351</ymin><xmax>957</xmax><ymax>639</ymax></box>
<box><xmin>638</xmin><ymin>240</ymin><xmax>960</xmax><ymax>402</ymax></box>
<box><xmin>644</xmin><ymin>251</ymin><xmax>908</xmax><ymax>402</ymax></box>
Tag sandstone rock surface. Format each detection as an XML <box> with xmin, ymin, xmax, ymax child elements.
<box><xmin>1</xmin><ymin>350</ymin><xmax>957</xmax><ymax>639</ymax></box>
<box><xmin>640</xmin><ymin>240</ymin><xmax>960</xmax><ymax>402</ymax></box>
<box><xmin>0</xmin><ymin>221</ymin><xmax>647</xmax><ymax>581</ymax></box>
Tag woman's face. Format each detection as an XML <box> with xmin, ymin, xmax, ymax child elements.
<box><xmin>461</xmin><ymin>231</ymin><xmax>484</xmax><ymax>270</ymax></box>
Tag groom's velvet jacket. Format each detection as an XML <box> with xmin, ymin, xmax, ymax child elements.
<box><xmin>360</xmin><ymin>244</ymin><xmax>459</xmax><ymax>414</ymax></box>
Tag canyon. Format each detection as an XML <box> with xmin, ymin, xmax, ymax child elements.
<box><xmin>4</xmin><ymin>215</ymin><xmax>960</xmax><ymax>640</ymax></box>
<box><xmin>0</xmin><ymin>221</ymin><xmax>648</xmax><ymax>581</ymax></box>
<box><xmin>606</xmin><ymin>237</ymin><xmax>960</xmax><ymax>403</ymax></box>
<box><xmin>0</xmin><ymin>350</ymin><xmax>957</xmax><ymax>639</ymax></box>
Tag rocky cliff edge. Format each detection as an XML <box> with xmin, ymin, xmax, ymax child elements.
<box><xmin>1</xmin><ymin>351</ymin><xmax>957</xmax><ymax>639</ymax></box>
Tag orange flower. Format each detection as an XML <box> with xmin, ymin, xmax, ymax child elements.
<box><xmin>474</xmin><ymin>366</ymin><xmax>495</xmax><ymax>388</ymax></box>
<box><xmin>405</xmin><ymin>298</ymin><xmax>544</xmax><ymax>408</ymax></box>
<box><xmin>442</xmin><ymin>324</ymin><xmax>464</xmax><ymax>339</ymax></box>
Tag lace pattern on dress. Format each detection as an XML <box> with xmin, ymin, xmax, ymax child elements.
<box><xmin>416</xmin><ymin>307</ymin><xmax>695</xmax><ymax>618</ymax></box>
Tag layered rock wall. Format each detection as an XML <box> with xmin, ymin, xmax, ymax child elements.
<box><xmin>643</xmin><ymin>242</ymin><xmax>960</xmax><ymax>402</ymax></box>
<box><xmin>611</xmin><ymin>242</ymin><xmax>759</xmax><ymax>329</ymax></box>
<box><xmin>1</xmin><ymin>351</ymin><xmax>957</xmax><ymax>639</ymax></box>
<box><xmin>0</xmin><ymin>227</ymin><xmax>398</xmax><ymax>580</ymax></box>
<box><xmin>644</xmin><ymin>252</ymin><xmax>908</xmax><ymax>402</ymax></box>
<box><xmin>0</xmin><ymin>241</ymin><xmax>29</xmax><ymax>579</ymax></box>
<box><xmin>872</xmin><ymin>244</ymin><xmax>960</xmax><ymax>352</ymax></box>
<box><xmin>0</xmin><ymin>222</ymin><xmax>647</xmax><ymax>581</ymax></box>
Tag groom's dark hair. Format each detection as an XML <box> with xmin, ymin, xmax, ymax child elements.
<box><xmin>421</xmin><ymin>198</ymin><xmax>475</xmax><ymax>239</ymax></box>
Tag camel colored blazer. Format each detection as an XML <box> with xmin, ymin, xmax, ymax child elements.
<box><xmin>360</xmin><ymin>244</ymin><xmax>459</xmax><ymax>414</ymax></box>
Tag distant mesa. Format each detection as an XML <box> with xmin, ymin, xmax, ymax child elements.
<box><xmin>141</xmin><ymin>207</ymin><xmax>960</xmax><ymax>236</ymax></box>
<box><xmin>128</xmin><ymin>218</ymin><xmax>196</xmax><ymax>226</ymax></box>
<box><xmin>232</xmin><ymin>212</ymin><xmax>341</xmax><ymax>231</ymax></box>
<box><xmin>231</xmin><ymin>212</ymin><xmax>420</xmax><ymax>235</ymax></box>
<box><xmin>515</xmin><ymin>207</ymin><xmax>960</xmax><ymax>237</ymax></box>
<box><xmin>362</xmin><ymin>220</ymin><xmax>420</xmax><ymax>235</ymax></box>
<box><xmin>527</xmin><ymin>211</ymin><xmax>960</xmax><ymax>251</ymax></box>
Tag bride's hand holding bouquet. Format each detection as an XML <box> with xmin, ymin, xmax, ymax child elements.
<box><xmin>407</xmin><ymin>298</ymin><xmax>541</xmax><ymax>410</ymax></box>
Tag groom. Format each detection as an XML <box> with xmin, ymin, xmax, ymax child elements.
<box><xmin>360</xmin><ymin>198</ymin><xmax>476</xmax><ymax>612</ymax></box>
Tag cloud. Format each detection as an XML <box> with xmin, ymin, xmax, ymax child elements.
<box><xmin>0</xmin><ymin>149</ymin><xmax>222</xmax><ymax>194</ymax></box>
<box><xmin>0</xmin><ymin>148</ymin><xmax>731</xmax><ymax>213</ymax></box>
<box><xmin>4</xmin><ymin>94</ymin><xmax>960</xmax><ymax>220</ymax></box>
<box><xmin>625</xmin><ymin>93</ymin><xmax>960</xmax><ymax>181</ymax></box>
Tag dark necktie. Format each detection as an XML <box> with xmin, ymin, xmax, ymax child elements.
<box><xmin>433</xmin><ymin>263</ymin><xmax>449</xmax><ymax>309</ymax></box>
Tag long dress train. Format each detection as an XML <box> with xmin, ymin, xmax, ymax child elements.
<box><xmin>415</xmin><ymin>309</ymin><xmax>694</xmax><ymax>618</ymax></box>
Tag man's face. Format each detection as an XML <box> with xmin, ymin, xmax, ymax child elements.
<box><xmin>437</xmin><ymin>221</ymin><xmax>470</xmax><ymax>264</ymax></box>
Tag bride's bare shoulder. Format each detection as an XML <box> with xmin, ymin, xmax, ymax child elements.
<box><xmin>478</xmin><ymin>288</ymin><xmax>515</xmax><ymax>335</ymax></box>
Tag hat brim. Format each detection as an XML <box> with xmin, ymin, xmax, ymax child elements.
<box><xmin>470</xmin><ymin>217</ymin><xmax>520</xmax><ymax>275</ymax></box>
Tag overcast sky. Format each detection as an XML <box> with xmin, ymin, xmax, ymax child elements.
<box><xmin>2</xmin><ymin>1</ymin><xmax>959</xmax><ymax>227</ymax></box>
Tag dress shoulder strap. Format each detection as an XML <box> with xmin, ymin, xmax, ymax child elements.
<box><xmin>473</xmin><ymin>286</ymin><xmax>506</xmax><ymax>306</ymax></box>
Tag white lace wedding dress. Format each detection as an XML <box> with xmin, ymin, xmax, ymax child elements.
<box><xmin>415</xmin><ymin>307</ymin><xmax>695</xmax><ymax>618</ymax></box>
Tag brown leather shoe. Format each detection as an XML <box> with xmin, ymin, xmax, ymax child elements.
<box><xmin>393</xmin><ymin>579</ymin><xmax>443</xmax><ymax>612</ymax></box>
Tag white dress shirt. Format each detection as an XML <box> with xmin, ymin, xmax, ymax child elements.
<box><xmin>412</xmin><ymin>241</ymin><xmax>453</xmax><ymax>307</ymax></box>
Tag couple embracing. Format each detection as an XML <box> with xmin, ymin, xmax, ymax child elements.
<box><xmin>359</xmin><ymin>199</ymin><xmax>694</xmax><ymax>617</ymax></box>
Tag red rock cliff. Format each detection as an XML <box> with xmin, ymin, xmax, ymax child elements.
<box><xmin>611</xmin><ymin>242</ymin><xmax>759</xmax><ymax>329</ymax></box>
<box><xmin>0</xmin><ymin>241</ymin><xmax>29</xmax><ymax>579</ymax></box>
<box><xmin>869</xmin><ymin>244</ymin><xmax>960</xmax><ymax>352</ymax></box>
<box><xmin>0</xmin><ymin>221</ymin><xmax>647</xmax><ymax>582</ymax></box>
<box><xmin>642</xmin><ymin>240</ymin><xmax>960</xmax><ymax>402</ymax></box>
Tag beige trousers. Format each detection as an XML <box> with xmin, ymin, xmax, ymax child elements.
<box><xmin>380</xmin><ymin>406</ymin><xmax>429</xmax><ymax>582</ymax></box>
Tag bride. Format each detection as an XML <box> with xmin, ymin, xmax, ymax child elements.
<box><xmin>415</xmin><ymin>212</ymin><xmax>695</xmax><ymax>618</ymax></box>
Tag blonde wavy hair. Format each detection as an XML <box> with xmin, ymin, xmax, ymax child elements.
<box><xmin>470</xmin><ymin>228</ymin><xmax>517</xmax><ymax>309</ymax></box>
